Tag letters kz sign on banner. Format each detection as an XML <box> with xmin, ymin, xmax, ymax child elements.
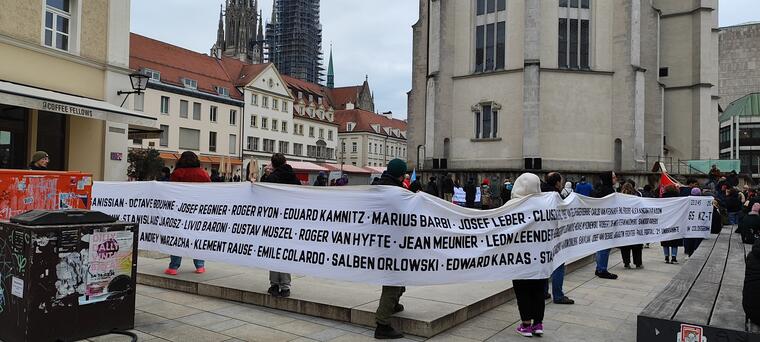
<box><xmin>92</xmin><ymin>182</ymin><xmax>712</xmax><ymax>286</ymax></box>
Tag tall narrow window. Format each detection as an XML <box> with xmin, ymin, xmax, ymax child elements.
<box><xmin>475</xmin><ymin>25</ymin><xmax>485</xmax><ymax>72</ymax></box>
<box><xmin>486</xmin><ymin>0</ymin><xmax>495</xmax><ymax>13</ymax></box>
<box><xmin>475</xmin><ymin>103</ymin><xmax>499</xmax><ymax>139</ymax></box>
<box><xmin>476</xmin><ymin>0</ymin><xmax>485</xmax><ymax>15</ymax></box>
<box><xmin>210</xmin><ymin>106</ymin><xmax>218</xmax><ymax>122</ymax></box>
<box><xmin>229</xmin><ymin>134</ymin><xmax>236</xmax><ymax>154</ymax></box>
<box><xmin>160</xmin><ymin>96</ymin><xmax>169</xmax><ymax>114</ymax></box>
<box><xmin>208</xmin><ymin>131</ymin><xmax>217</xmax><ymax>152</ymax></box>
<box><xmin>179</xmin><ymin>100</ymin><xmax>188</xmax><ymax>118</ymax></box>
<box><xmin>496</xmin><ymin>22</ymin><xmax>506</xmax><ymax>70</ymax></box>
<box><xmin>229</xmin><ymin>110</ymin><xmax>237</xmax><ymax>125</ymax></box>
<box><xmin>559</xmin><ymin>0</ymin><xmax>591</xmax><ymax>69</ymax></box>
<box><xmin>192</xmin><ymin>102</ymin><xmax>201</xmax><ymax>120</ymax></box>
<box><xmin>44</xmin><ymin>0</ymin><xmax>71</xmax><ymax>51</ymax></box>
<box><xmin>497</xmin><ymin>0</ymin><xmax>506</xmax><ymax>11</ymax></box>
<box><xmin>482</xmin><ymin>105</ymin><xmax>492</xmax><ymax>139</ymax></box>
<box><xmin>485</xmin><ymin>23</ymin><xmax>495</xmax><ymax>71</ymax></box>
<box><xmin>159</xmin><ymin>125</ymin><xmax>169</xmax><ymax>147</ymax></box>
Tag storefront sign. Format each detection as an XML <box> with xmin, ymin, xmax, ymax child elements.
<box><xmin>92</xmin><ymin>182</ymin><xmax>713</xmax><ymax>286</ymax></box>
<box><xmin>42</xmin><ymin>101</ymin><xmax>94</xmax><ymax>118</ymax></box>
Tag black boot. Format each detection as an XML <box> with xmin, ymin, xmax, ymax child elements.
<box><xmin>374</xmin><ymin>323</ymin><xmax>404</xmax><ymax>339</ymax></box>
<box><xmin>671</xmin><ymin>257</ymin><xmax>678</xmax><ymax>264</ymax></box>
<box><xmin>665</xmin><ymin>256</ymin><xmax>670</xmax><ymax>264</ymax></box>
<box><xmin>393</xmin><ymin>304</ymin><xmax>404</xmax><ymax>313</ymax></box>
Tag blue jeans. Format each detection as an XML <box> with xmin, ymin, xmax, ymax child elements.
<box><xmin>662</xmin><ymin>246</ymin><xmax>678</xmax><ymax>257</ymax></box>
<box><xmin>596</xmin><ymin>249</ymin><xmax>610</xmax><ymax>272</ymax></box>
<box><xmin>544</xmin><ymin>264</ymin><xmax>566</xmax><ymax>301</ymax></box>
<box><xmin>169</xmin><ymin>255</ymin><xmax>205</xmax><ymax>270</ymax></box>
<box><xmin>729</xmin><ymin>211</ymin><xmax>740</xmax><ymax>225</ymax></box>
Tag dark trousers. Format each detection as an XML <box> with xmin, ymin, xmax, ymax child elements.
<box><xmin>620</xmin><ymin>245</ymin><xmax>643</xmax><ymax>266</ymax></box>
<box><xmin>376</xmin><ymin>286</ymin><xmax>405</xmax><ymax>325</ymax></box>
<box><xmin>512</xmin><ymin>279</ymin><xmax>546</xmax><ymax>323</ymax></box>
<box><xmin>683</xmin><ymin>238</ymin><xmax>703</xmax><ymax>256</ymax></box>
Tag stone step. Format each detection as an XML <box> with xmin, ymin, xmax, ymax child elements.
<box><xmin>136</xmin><ymin>254</ymin><xmax>597</xmax><ymax>337</ymax></box>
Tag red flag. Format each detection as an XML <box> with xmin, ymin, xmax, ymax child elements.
<box><xmin>659</xmin><ymin>172</ymin><xmax>682</xmax><ymax>197</ymax></box>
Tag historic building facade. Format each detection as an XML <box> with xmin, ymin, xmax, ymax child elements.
<box><xmin>719</xmin><ymin>22</ymin><xmax>760</xmax><ymax>110</ymax></box>
<box><xmin>241</xmin><ymin>64</ymin><xmax>338</xmax><ymax>177</ymax></box>
<box><xmin>130</xmin><ymin>33</ymin><xmax>244</xmax><ymax>176</ymax></box>
<box><xmin>0</xmin><ymin>0</ymin><xmax>156</xmax><ymax>180</ymax></box>
<box><xmin>407</xmin><ymin>0</ymin><xmax>719</xmax><ymax>173</ymax></box>
<box><xmin>334</xmin><ymin>109</ymin><xmax>407</xmax><ymax>168</ymax></box>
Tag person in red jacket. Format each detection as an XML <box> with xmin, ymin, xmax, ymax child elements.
<box><xmin>165</xmin><ymin>151</ymin><xmax>211</xmax><ymax>275</ymax></box>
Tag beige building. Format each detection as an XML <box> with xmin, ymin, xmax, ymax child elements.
<box><xmin>334</xmin><ymin>108</ymin><xmax>407</xmax><ymax>168</ymax></box>
<box><xmin>407</xmin><ymin>0</ymin><xmax>719</xmax><ymax>172</ymax></box>
<box><xmin>0</xmin><ymin>0</ymin><xmax>157</xmax><ymax>180</ymax></box>
<box><xmin>129</xmin><ymin>33</ymin><xmax>243</xmax><ymax>177</ymax></box>
<box><xmin>242</xmin><ymin>64</ymin><xmax>338</xmax><ymax>177</ymax></box>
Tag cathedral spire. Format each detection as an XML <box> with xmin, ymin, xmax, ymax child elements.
<box><xmin>327</xmin><ymin>44</ymin><xmax>335</xmax><ymax>88</ymax></box>
<box><xmin>257</xmin><ymin>10</ymin><xmax>264</xmax><ymax>42</ymax></box>
<box><xmin>215</xmin><ymin>4</ymin><xmax>225</xmax><ymax>51</ymax></box>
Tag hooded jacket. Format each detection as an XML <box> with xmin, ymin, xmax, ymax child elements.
<box><xmin>745</xmin><ymin>239</ymin><xmax>760</xmax><ymax>324</ymax></box>
<box><xmin>560</xmin><ymin>182</ymin><xmax>574</xmax><ymax>199</ymax></box>
<box><xmin>508</xmin><ymin>173</ymin><xmax>542</xmax><ymax>203</ymax></box>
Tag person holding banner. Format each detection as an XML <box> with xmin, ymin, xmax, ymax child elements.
<box><xmin>541</xmin><ymin>172</ymin><xmax>575</xmax><ymax>304</ymax></box>
<box><xmin>510</xmin><ymin>173</ymin><xmax>549</xmax><ymax>337</ymax></box>
<box><xmin>593</xmin><ymin>171</ymin><xmax>619</xmax><ymax>280</ymax></box>
<box><xmin>373</xmin><ymin>158</ymin><xmax>410</xmax><ymax>340</ymax></box>
<box><xmin>262</xmin><ymin>153</ymin><xmax>301</xmax><ymax>298</ymax></box>
<box><xmin>165</xmin><ymin>151</ymin><xmax>210</xmax><ymax>276</ymax></box>
<box><xmin>661</xmin><ymin>185</ymin><xmax>683</xmax><ymax>264</ymax></box>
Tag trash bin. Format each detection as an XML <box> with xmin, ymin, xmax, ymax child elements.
<box><xmin>0</xmin><ymin>209</ymin><xmax>139</xmax><ymax>342</ymax></box>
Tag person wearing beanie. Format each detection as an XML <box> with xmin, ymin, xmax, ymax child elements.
<box><xmin>481</xmin><ymin>178</ymin><xmax>492</xmax><ymax>210</ymax></box>
<box><xmin>373</xmin><ymin>158</ymin><xmax>408</xmax><ymax>340</ymax></box>
<box><xmin>425</xmin><ymin>176</ymin><xmax>439</xmax><ymax>197</ymax></box>
<box><xmin>739</xmin><ymin>203</ymin><xmax>760</xmax><ymax>244</ymax></box>
<box><xmin>29</xmin><ymin>151</ymin><xmax>49</xmax><ymax>170</ymax></box>
<box><xmin>313</xmin><ymin>171</ymin><xmax>328</xmax><ymax>186</ymax></box>
<box><xmin>507</xmin><ymin>173</ymin><xmax>549</xmax><ymax>337</ymax></box>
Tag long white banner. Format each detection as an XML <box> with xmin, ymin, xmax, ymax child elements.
<box><xmin>91</xmin><ymin>182</ymin><xmax>712</xmax><ymax>286</ymax></box>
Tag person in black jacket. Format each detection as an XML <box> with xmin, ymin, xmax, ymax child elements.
<box><xmin>744</xmin><ymin>239</ymin><xmax>760</xmax><ymax>324</ymax></box>
<box><xmin>738</xmin><ymin>203</ymin><xmax>760</xmax><ymax>244</ymax></box>
<box><xmin>442</xmin><ymin>174</ymin><xmax>455</xmax><ymax>201</ymax></box>
<box><xmin>464</xmin><ymin>178</ymin><xmax>477</xmax><ymax>208</ymax></box>
<box><xmin>313</xmin><ymin>171</ymin><xmax>328</xmax><ymax>186</ymax></box>
<box><xmin>725</xmin><ymin>188</ymin><xmax>743</xmax><ymax>225</ymax></box>
<box><xmin>261</xmin><ymin>153</ymin><xmax>300</xmax><ymax>298</ymax></box>
<box><xmin>593</xmin><ymin>171</ymin><xmax>619</xmax><ymax>280</ymax></box>
<box><xmin>29</xmin><ymin>151</ymin><xmax>49</xmax><ymax>170</ymax></box>
<box><xmin>425</xmin><ymin>177</ymin><xmax>439</xmax><ymax>197</ymax></box>
<box><xmin>661</xmin><ymin>185</ymin><xmax>683</xmax><ymax>263</ymax></box>
<box><xmin>374</xmin><ymin>159</ymin><xmax>409</xmax><ymax>340</ymax></box>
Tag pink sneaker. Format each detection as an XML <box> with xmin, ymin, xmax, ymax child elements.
<box><xmin>195</xmin><ymin>267</ymin><xmax>206</xmax><ymax>274</ymax></box>
<box><xmin>164</xmin><ymin>268</ymin><xmax>178</xmax><ymax>276</ymax></box>
<box><xmin>516</xmin><ymin>324</ymin><xmax>533</xmax><ymax>337</ymax></box>
<box><xmin>531</xmin><ymin>323</ymin><xmax>544</xmax><ymax>336</ymax></box>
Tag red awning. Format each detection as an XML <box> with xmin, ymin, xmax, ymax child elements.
<box><xmin>288</xmin><ymin>161</ymin><xmax>329</xmax><ymax>172</ymax></box>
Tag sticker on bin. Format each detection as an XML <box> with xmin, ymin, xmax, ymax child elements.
<box><xmin>11</xmin><ymin>276</ymin><xmax>23</xmax><ymax>298</ymax></box>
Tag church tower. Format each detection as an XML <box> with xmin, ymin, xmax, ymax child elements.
<box><xmin>326</xmin><ymin>45</ymin><xmax>334</xmax><ymax>88</ymax></box>
<box><xmin>211</xmin><ymin>0</ymin><xmax>264</xmax><ymax>63</ymax></box>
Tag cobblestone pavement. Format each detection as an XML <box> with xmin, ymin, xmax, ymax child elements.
<box><xmin>80</xmin><ymin>245</ymin><xmax>682</xmax><ymax>341</ymax></box>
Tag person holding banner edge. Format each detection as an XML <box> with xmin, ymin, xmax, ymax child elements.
<box><xmin>374</xmin><ymin>158</ymin><xmax>410</xmax><ymax>340</ymax></box>
<box><xmin>510</xmin><ymin>173</ymin><xmax>549</xmax><ymax>337</ymax></box>
<box><xmin>165</xmin><ymin>151</ymin><xmax>210</xmax><ymax>276</ymax></box>
<box><xmin>593</xmin><ymin>171</ymin><xmax>619</xmax><ymax>280</ymax></box>
<box><xmin>541</xmin><ymin>172</ymin><xmax>574</xmax><ymax>305</ymax></box>
<box><xmin>262</xmin><ymin>153</ymin><xmax>301</xmax><ymax>298</ymax></box>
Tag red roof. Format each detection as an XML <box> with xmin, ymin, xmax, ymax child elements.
<box><xmin>130</xmin><ymin>33</ymin><xmax>270</xmax><ymax>101</ymax></box>
<box><xmin>327</xmin><ymin>86</ymin><xmax>362</xmax><ymax>109</ymax></box>
<box><xmin>333</xmin><ymin>109</ymin><xmax>407</xmax><ymax>139</ymax></box>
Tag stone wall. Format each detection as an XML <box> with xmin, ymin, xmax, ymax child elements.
<box><xmin>719</xmin><ymin>23</ymin><xmax>760</xmax><ymax>109</ymax></box>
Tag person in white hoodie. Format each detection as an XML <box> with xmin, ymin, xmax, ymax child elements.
<box><xmin>508</xmin><ymin>173</ymin><xmax>549</xmax><ymax>337</ymax></box>
<box><xmin>560</xmin><ymin>181</ymin><xmax>573</xmax><ymax>198</ymax></box>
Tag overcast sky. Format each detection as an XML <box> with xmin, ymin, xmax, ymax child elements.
<box><xmin>131</xmin><ymin>1</ymin><xmax>759</xmax><ymax>120</ymax></box>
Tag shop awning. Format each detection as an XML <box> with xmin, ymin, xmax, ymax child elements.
<box><xmin>0</xmin><ymin>79</ymin><xmax>157</xmax><ymax>130</ymax></box>
<box><xmin>319</xmin><ymin>163</ymin><xmax>374</xmax><ymax>174</ymax></box>
<box><xmin>288</xmin><ymin>161</ymin><xmax>329</xmax><ymax>172</ymax></box>
<box><xmin>159</xmin><ymin>152</ymin><xmax>179</xmax><ymax>161</ymax></box>
<box><xmin>365</xmin><ymin>166</ymin><xmax>386</xmax><ymax>174</ymax></box>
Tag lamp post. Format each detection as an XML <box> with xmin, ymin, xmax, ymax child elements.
<box><xmin>118</xmin><ymin>73</ymin><xmax>150</xmax><ymax>107</ymax></box>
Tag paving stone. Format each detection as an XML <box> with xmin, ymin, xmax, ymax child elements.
<box><xmin>139</xmin><ymin>301</ymin><xmax>203</xmax><ymax>319</ymax></box>
<box><xmin>274</xmin><ymin>320</ymin><xmax>332</xmax><ymax>336</ymax></box>
<box><xmin>135</xmin><ymin>310</ymin><xmax>171</xmax><ymax>327</ymax></box>
<box><xmin>148</xmin><ymin>323</ymin><xmax>230</xmax><ymax>342</ymax></box>
<box><xmin>87</xmin><ymin>330</ymin><xmax>156</xmax><ymax>342</ymax></box>
<box><xmin>222</xmin><ymin>323</ymin><xmax>300</xmax><ymax>341</ymax></box>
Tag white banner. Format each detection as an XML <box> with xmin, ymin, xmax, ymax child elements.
<box><xmin>91</xmin><ymin>182</ymin><xmax>713</xmax><ymax>286</ymax></box>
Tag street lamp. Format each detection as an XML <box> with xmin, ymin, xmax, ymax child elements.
<box><xmin>118</xmin><ymin>72</ymin><xmax>150</xmax><ymax>107</ymax></box>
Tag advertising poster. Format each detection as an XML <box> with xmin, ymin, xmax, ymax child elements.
<box><xmin>79</xmin><ymin>231</ymin><xmax>134</xmax><ymax>305</ymax></box>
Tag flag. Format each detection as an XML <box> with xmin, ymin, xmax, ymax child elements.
<box><xmin>659</xmin><ymin>171</ymin><xmax>682</xmax><ymax>197</ymax></box>
<box><xmin>410</xmin><ymin>169</ymin><xmax>417</xmax><ymax>182</ymax></box>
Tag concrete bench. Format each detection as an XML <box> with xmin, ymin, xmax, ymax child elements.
<box><xmin>637</xmin><ymin>226</ymin><xmax>760</xmax><ymax>341</ymax></box>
